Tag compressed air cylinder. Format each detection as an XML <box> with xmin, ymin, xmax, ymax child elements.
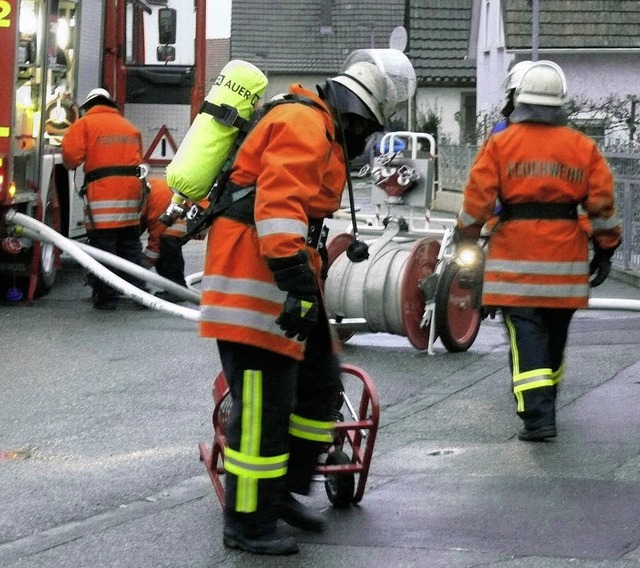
<box><xmin>165</xmin><ymin>60</ymin><xmax>268</xmax><ymax>201</ymax></box>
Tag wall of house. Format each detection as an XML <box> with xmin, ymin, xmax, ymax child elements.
<box><xmin>415</xmin><ymin>88</ymin><xmax>475</xmax><ymax>145</ymax></box>
<box><xmin>551</xmin><ymin>53</ymin><xmax>640</xmax><ymax>103</ymax></box>
<box><xmin>474</xmin><ymin>0</ymin><xmax>514</xmax><ymax>117</ymax></box>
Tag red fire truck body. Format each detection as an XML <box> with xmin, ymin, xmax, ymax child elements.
<box><xmin>0</xmin><ymin>0</ymin><xmax>205</xmax><ymax>302</ymax></box>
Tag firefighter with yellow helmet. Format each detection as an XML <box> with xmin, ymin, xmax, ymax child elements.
<box><xmin>196</xmin><ymin>50</ymin><xmax>415</xmax><ymax>555</ymax></box>
<box><xmin>455</xmin><ymin>60</ymin><xmax>621</xmax><ymax>442</ymax></box>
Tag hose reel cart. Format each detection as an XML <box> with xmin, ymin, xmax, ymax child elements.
<box><xmin>325</xmin><ymin>131</ymin><xmax>485</xmax><ymax>355</ymax></box>
<box><xmin>199</xmin><ymin>363</ymin><xmax>380</xmax><ymax>508</ymax></box>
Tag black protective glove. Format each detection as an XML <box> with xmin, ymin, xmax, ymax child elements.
<box><xmin>589</xmin><ymin>241</ymin><xmax>616</xmax><ymax>288</ymax></box>
<box><xmin>451</xmin><ymin>224</ymin><xmax>480</xmax><ymax>246</ymax></box>
<box><xmin>267</xmin><ymin>251</ymin><xmax>319</xmax><ymax>340</ymax></box>
<box><xmin>267</xmin><ymin>251</ymin><xmax>317</xmax><ymax>294</ymax></box>
<box><xmin>275</xmin><ymin>293</ymin><xmax>318</xmax><ymax>341</ymax></box>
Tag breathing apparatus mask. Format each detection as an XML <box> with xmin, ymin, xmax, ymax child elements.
<box><xmin>319</xmin><ymin>49</ymin><xmax>417</xmax><ymax>263</ymax></box>
<box><xmin>318</xmin><ymin>80</ymin><xmax>382</xmax><ymax>159</ymax></box>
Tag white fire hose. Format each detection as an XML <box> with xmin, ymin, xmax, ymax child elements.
<box><xmin>6</xmin><ymin>210</ymin><xmax>201</xmax><ymax>322</ymax></box>
<box><xmin>6</xmin><ymin>209</ymin><xmax>640</xmax><ymax>324</ymax></box>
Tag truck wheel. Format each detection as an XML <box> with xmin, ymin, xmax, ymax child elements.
<box><xmin>435</xmin><ymin>262</ymin><xmax>481</xmax><ymax>352</ymax></box>
<box><xmin>35</xmin><ymin>198</ymin><xmax>58</xmax><ymax>296</ymax></box>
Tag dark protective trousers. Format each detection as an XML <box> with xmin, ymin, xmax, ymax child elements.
<box><xmin>502</xmin><ymin>307</ymin><xmax>575</xmax><ymax>429</ymax></box>
<box><xmin>87</xmin><ymin>227</ymin><xmax>148</xmax><ymax>301</ymax></box>
<box><xmin>156</xmin><ymin>235</ymin><xmax>187</xmax><ymax>288</ymax></box>
<box><xmin>217</xmin><ymin>310</ymin><xmax>342</xmax><ymax>535</ymax></box>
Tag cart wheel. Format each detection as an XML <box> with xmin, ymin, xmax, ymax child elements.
<box><xmin>435</xmin><ymin>262</ymin><xmax>482</xmax><ymax>352</ymax></box>
<box><xmin>324</xmin><ymin>449</ymin><xmax>355</xmax><ymax>508</ymax></box>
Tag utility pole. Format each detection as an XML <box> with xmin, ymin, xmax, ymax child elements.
<box><xmin>629</xmin><ymin>95</ymin><xmax>638</xmax><ymax>145</ymax></box>
<box><xmin>531</xmin><ymin>0</ymin><xmax>540</xmax><ymax>61</ymax></box>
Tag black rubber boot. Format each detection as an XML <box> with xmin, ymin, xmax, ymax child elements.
<box><xmin>223</xmin><ymin>525</ymin><xmax>299</xmax><ymax>555</ymax></box>
<box><xmin>279</xmin><ymin>492</ymin><xmax>325</xmax><ymax>533</ymax></box>
<box><xmin>516</xmin><ymin>386</ymin><xmax>556</xmax><ymax>441</ymax></box>
<box><xmin>517</xmin><ymin>425</ymin><xmax>557</xmax><ymax>441</ymax></box>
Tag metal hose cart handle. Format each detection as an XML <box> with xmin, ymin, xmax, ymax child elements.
<box><xmin>198</xmin><ymin>363</ymin><xmax>380</xmax><ymax>508</ymax></box>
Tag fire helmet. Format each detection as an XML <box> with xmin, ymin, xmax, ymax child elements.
<box><xmin>80</xmin><ymin>88</ymin><xmax>115</xmax><ymax>109</ymax></box>
<box><xmin>515</xmin><ymin>60</ymin><xmax>567</xmax><ymax>107</ymax></box>
<box><xmin>330</xmin><ymin>49</ymin><xmax>416</xmax><ymax>126</ymax></box>
<box><xmin>504</xmin><ymin>60</ymin><xmax>534</xmax><ymax>92</ymax></box>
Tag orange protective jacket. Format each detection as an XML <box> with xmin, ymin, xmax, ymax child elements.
<box><xmin>62</xmin><ymin>105</ymin><xmax>144</xmax><ymax>230</ymax></box>
<box><xmin>458</xmin><ymin>122</ymin><xmax>621</xmax><ymax>309</ymax></box>
<box><xmin>200</xmin><ymin>85</ymin><xmax>345</xmax><ymax>360</ymax></box>
<box><xmin>141</xmin><ymin>178</ymin><xmax>187</xmax><ymax>264</ymax></box>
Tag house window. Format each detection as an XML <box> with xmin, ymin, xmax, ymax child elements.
<box><xmin>482</xmin><ymin>0</ymin><xmax>491</xmax><ymax>52</ymax></box>
<box><xmin>460</xmin><ymin>92</ymin><xmax>477</xmax><ymax>144</ymax></box>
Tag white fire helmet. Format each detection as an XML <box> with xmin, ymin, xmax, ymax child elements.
<box><xmin>515</xmin><ymin>60</ymin><xmax>567</xmax><ymax>107</ymax></box>
<box><xmin>332</xmin><ymin>49</ymin><xmax>416</xmax><ymax>125</ymax></box>
<box><xmin>503</xmin><ymin>60</ymin><xmax>534</xmax><ymax>92</ymax></box>
<box><xmin>81</xmin><ymin>88</ymin><xmax>114</xmax><ymax>109</ymax></box>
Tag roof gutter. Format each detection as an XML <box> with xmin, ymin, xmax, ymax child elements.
<box><xmin>510</xmin><ymin>48</ymin><xmax>640</xmax><ymax>55</ymax></box>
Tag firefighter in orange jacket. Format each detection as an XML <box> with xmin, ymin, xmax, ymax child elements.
<box><xmin>199</xmin><ymin>57</ymin><xmax>413</xmax><ymax>555</ymax></box>
<box><xmin>141</xmin><ymin>177</ymin><xmax>188</xmax><ymax>300</ymax></box>
<box><xmin>62</xmin><ymin>88</ymin><xmax>148</xmax><ymax>310</ymax></box>
<box><xmin>455</xmin><ymin>61</ymin><xmax>621</xmax><ymax>442</ymax></box>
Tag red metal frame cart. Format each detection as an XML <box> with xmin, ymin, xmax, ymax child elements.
<box><xmin>198</xmin><ymin>363</ymin><xmax>380</xmax><ymax>508</ymax></box>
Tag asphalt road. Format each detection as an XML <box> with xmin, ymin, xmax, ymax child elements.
<box><xmin>3</xmin><ymin>198</ymin><xmax>640</xmax><ymax>566</ymax></box>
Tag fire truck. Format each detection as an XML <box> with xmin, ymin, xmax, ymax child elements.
<box><xmin>0</xmin><ymin>0</ymin><xmax>206</xmax><ymax>302</ymax></box>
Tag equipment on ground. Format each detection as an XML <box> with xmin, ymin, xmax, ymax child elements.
<box><xmin>325</xmin><ymin>131</ymin><xmax>484</xmax><ymax>354</ymax></box>
<box><xmin>199</xmin><ymin>364</ymin><xmax>380</xmax><ymax>509</ymax></box>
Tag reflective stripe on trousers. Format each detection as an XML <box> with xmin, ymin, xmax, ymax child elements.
<box><xmin>502</xmin><ymin>307</ymin><xmax>574</xmax><ymax>426</ymax></box>
<box><xmin>223</xmin><ymin>369</ymin><xmax>289</xmax><ymax>513</ymax></box>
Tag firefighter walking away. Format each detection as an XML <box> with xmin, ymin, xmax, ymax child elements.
<box><xmin>455</xmin><ymin>60</ymin><xmax>621</xmax><ymax>442</ymax></box>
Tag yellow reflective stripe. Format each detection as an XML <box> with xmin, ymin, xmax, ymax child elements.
<box><xmin>0</xmin><ymin>126</ymin><xmax>9</xmax><ymax>137</ymax></box>
<box><xmin>550</xmin><ymin>363</ymin><xmax>563</xmax><ymax>384</ymax></box>
<box><xmin>513</xmin><ymin>368</ymin><xmax>552</xmax><ymax>382</ymax></box>
<box><xmin>505</xmin><ymin>315</ymin><xmax>520</xmax><ymax>374</ymax></box>
<box><xmin>289</xmin><ymin>413</ymin><xmax>334</xmax><ymax>443</ymax></box>
<box><xmin>235</xmin><ymin>369</ymin><xmax>263</xmax><ymax>513</ymax></box>
<box><xmin>300</xmin><ymin>300</ymin><xmax>313</xmax><ymax>317</ymax></box>
<box><xmin>515</xmin><ymin>390</ymin><xmax>524</xmax><ymax>413</ymax></box>
<box><xmin>224</xmin><ymin>446</ymin><xmax>289</xmax><ymax>479</ymax></box>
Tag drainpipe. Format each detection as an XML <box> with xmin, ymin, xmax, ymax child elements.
<box><xmin>531</xmin><ymin>0</ymin><xmax>540</xmax><ymax>61</ymax></box>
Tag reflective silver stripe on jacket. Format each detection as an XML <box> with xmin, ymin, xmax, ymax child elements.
<box><xmin>483</xmin><ymin>281</ymin><xmax>589</xmax><ymax>298</ymax></box>
<box><xmin>91</xmin><ymin>199</ymin><xmax>141</xmax><ymax>209</ymax></box>
<box><xmin>86</xmin><ymin>212</ymin><xmax>141</xmax><ymax>223</ymax></box>
<box><xmin>256</xmin><ymin>218</ymin><xmax>308</xmax><ymax>240</ymax></box>
<box><xmin>590</xmin><ymin>215</ymin><xmax>620</xmax><ymax>231</ymax></box>
<box><xmin>485</xmin><ymin>259</ymin><xmax>588</xmax><ymax>275</ymax></box>
<box><xmin>457</xmin><ymin>209</ymin><xmax>480</xmax><ymax>227</ymax></box>
<box><xmin>201</xmin><ymin>305</ymin><xmax>288</xmax><ymax>337</ymax></box>
<box><xmin>201</xmin><ymin>275</ymin><xmax>286</xmax><ymax>304</ymax></box>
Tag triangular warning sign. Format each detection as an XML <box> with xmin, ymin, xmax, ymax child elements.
<box><xmin>144</xmin><ymin>125</ymin><xmax>178</xmax><ymax>166</ymax></box>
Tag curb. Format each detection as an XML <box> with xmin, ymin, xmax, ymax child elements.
<box><xmin>611</xmin><ymin>266</ymin><xmax>640</xmax><ymax>288</ymax></box>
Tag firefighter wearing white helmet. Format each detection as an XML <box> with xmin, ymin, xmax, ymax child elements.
<box><xmin>80</xmin><ymin>87</ymin><xmax>117</xmax><ymax>110</ymax></box>
<box><xmin>515</xmin><ymin>59</ymin><xmax>567</xmax><ymax>106</ymax></box>
<box><xmin>455</xmin><ymin>58</ymin><xmax>621</xmax><ymax>442</ymax></box>
<box><xmin>199</xmin><ymin>49</ymin><xmax>415</xmax><ymax>555</ymax></box>
<box><xmin>62</xmin><ymin>86</ymin><xmax>148</xmax><ymax>309</ymax></box>
<box><xmin>491</xmin><ymin>60</ymin><xmax>534</xmax><ymax>135</ymax></box>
